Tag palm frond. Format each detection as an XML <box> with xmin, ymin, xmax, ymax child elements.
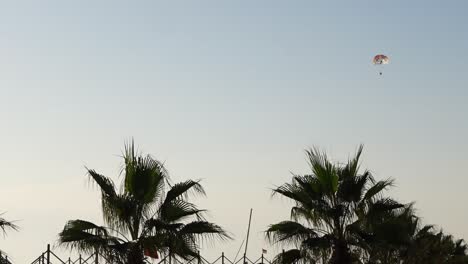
<box><xmin>179</xmin><ymin>221</ymin><xmax>231</xmax><ymax>242</ymax></box>
<box><xmin>341</xmin><ymin>144</ymin><xmax>364</xmax><ymax>178</ymax></box>
<box><xmin>266</xmin><ymin>221</ymin><xmax>317</xmax><ymax>246</ymax></box>
<box><xmin>164</xmin><ymin>180</ymin><xmax>205</xmax><ymax>203</ymax></box>
<box><xmin>58</xmin><ymin>220</ymin><xmax>123</xmax><ymax>254</ymax></box>
<box><xmin>0</xmin><ymin>215</ymin><xmax>18</xmax><ymax>235</ymax></box>
<box><xmin>123</xmin><ymin>142</ymin><xmax>168</xmax><ymax>205</ymax></box>
<box><xmin>305</xmin><ymin>147</ymin><xmax>338</xmax><ymax>194</ymax></box>
<box><xmin>272</xmin><ymin>249</ymin><xmax>305</xmax><ymax>264</ymax></box>
<box><xmin>363</xmin><ymin>179</ymin><xmax>394</xmax><ymax>201</ymax></box>
<box><xmin>159</xmin><ymin>199</ymin><xmax>206</xmax><ymax>223</ymax></box>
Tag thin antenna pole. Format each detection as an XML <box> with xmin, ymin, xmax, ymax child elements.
<box><xmin>243</xmin><ymin>209</ymin><xmax>253</xmax><ymax>262</ymax></box>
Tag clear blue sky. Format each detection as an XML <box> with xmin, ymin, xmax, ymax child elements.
<box><xmin>1</xmin><ymin>1</ymin><xmax>467</xmax><ymax>262</ymax></box>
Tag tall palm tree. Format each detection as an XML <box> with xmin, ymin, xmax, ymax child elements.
<box><xmin>59</xmin><ymin>142</ymin><xmax>230</xmax><ymax>264</ymax></box>
<box><xmin>266</xmin><ymin>145</ymin><xmax>404</xmax><ymax>264</ymax></box>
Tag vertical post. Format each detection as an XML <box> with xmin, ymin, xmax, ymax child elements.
<box><xmin>169</xmin><ymin>252</ymin><xmax>172</xmax><ymax>264</ymax></box>
<box><xmin>68</xmin><ymin>257</ymin><xmax>71</xmax><ymax>264</ymax></box>
<box><xmin>197</xmin><ymin>251</ymin><xmax>201</xmax><ymax>264</ymax></box>
<box><xmin>261</xmin><ymin>253</ymin><xmax>264</xmax><ymax>264</ymax></box>
<box><xmin>243</xmin><ymin>209</ymin><xmax>253</xmax><ymax>264</ymax></box>
<box><xmin>221</xmin><ymin>252</ymin><xmax>225</xmax><ymax>264</ymax></box>
<box><xmin>95</xmin><ymin>249</ymin><xmax>99</xmax><ymax>264</ymax></box>
<box><xmin>47</xmin><ymin>244</ymin><xmax>51</xmax><ymax>264</ymax></box>
<box><xmin>79</xmin><ymin>255</ymin><xmax>82</xmax><ymax>264</ymax></box>
<box><xmin>41</xmin><ymin>253</ymin><xmax>44</xmax><ymax>264</ymax></box>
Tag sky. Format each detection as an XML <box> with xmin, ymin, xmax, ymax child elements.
<box><xmin>1</xmin><ymin>0</ymin><xmax>467</xmax><ymax>262</ymax></box>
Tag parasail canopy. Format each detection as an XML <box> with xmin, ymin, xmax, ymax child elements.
<box><xmin>373</xmin><ymin>54</ymin><xmax>390</xmax><ymax>65</ymax></box>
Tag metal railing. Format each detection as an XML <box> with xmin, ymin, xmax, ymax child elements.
<box><xmin>155</xmin><ymin>253</ymin><xmax>273</xmax><ymax>264</ymax></box>
<box><xmin>30</xmin><ymin>245</ymin><xmax>106</xmax><ymax>264</ymax></box>
<box><xmin>25</xmin><ymin>245</ymin><xmax>274</xmax><ymax>264</ymax></box>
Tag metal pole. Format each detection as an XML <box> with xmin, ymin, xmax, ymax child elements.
<box><xmin>95</xmin><ymin>249</ymin><xmax>99</xmax><ymax>264</ymax></box>
<box><xmin>243</xmin><ymin>209</ymin><xmax>253</xmax><ymax>264</ymax></box>
<box><xmin>198</xmin><ymin>251</ymin><xmax>201</xmax><ymax>264</ymax></box>
<box><xmin>47</xmin><ymin>244</ymin><xmax>51</xmax><ymax>264</ymax></box>
<box><xmin>79</xmin><ymin>255</ymin><xmax>82</xmax><ymax>264</ymax></box>
<box><xmin>222</xmin><ymin>252</ymin><xmax>225</xmax><ymax>264</ymax></box>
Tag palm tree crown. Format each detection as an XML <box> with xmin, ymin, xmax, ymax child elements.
<box><xmin>266</xmin><ymin>145</ymin><xmax>404</xmax><ymax>264</ymax></box>
<box><xmin>59</xmin><ymin>142</ymin><xmax>230</xmax><ymax>264</ymax></box>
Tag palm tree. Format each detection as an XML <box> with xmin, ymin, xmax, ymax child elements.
<box><xmin>362</xmin><ymin>205</ymin><xmax>418</xmax><ymax>263</ymax></box>
<box><xmin>266</xmin><ymin>145</ymin><xmax>404</xmax><ymax>264</ymax></box>
<box><xmin>0</xmin><ymin>214</ymin><xmax>18</xmax><ymax>263</ymax></box>
<box><xmin>364</xmin><ymin>205</ymin><xmax>468</xmax><ymax>264</ymax></box>
<box><xmin>59</xmin><ymin>142</ymin><xmax>230</xmax><ymax>264</ymax></box>
<box><xmin>401</xmin><ymin>226</ymin><xmax>468</xmax><ymax>264</ymax></box>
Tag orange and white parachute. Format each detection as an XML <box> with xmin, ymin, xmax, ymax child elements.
<box><xmin>373</xmin><ymin>54</ymin><xmax>389</xmax><ymax>75</ymax></box>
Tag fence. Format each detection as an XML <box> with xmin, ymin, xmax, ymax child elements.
<box><xmin>25</xmin><ymin>245</ymin><xmax>274</xmax><ymax>264</ymax></box>
<box><xmin>29</xmin><ymin>245</ymin><xmax>105</xmax><ymax>264</ymax></box>
<box><xmin>157</xmin><ymin>252</ymin><xmax>273</xmax><ymax>264</ymax></box>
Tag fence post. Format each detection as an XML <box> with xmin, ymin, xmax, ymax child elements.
<box><xmin>47</xmin><ymin>244</ymin><xmax>51</xmax><ymax>264</ymax></box>
<box><xmin>222</xmin><ymin>252</ymin><xmax>225</xmax><ymax>264</ymax></box>
<box><xmin>261</xmin><ymin>253</ymin><xmax>264</xmax><ymax>264</ymax></box>
<box><xmin>243</xmin><ymin>253</ymin><xmax>246</xmax><ymax>264</ymax></box>
<box><xmin>95</xmin><ymin>249</ymin><xmax>99</xmax><ymax>264</ymax></box>
<box><xmin>79</xmin><ymin>255</ymin><xmax>82</xmax><ymax>264</ymax></box>
<box><xmin>197</xmin><ymin>250</ymin><xmax>201</xmax><ymax>264</ymax></box>
<box><xmin>68</xmin><ymin>257</ymin><xmax>71</xmax><ymax>264</ymax></box>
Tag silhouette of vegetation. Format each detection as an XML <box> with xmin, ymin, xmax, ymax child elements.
<box><xmin>58</xmin><ymin>142</ymin><xmax>231</xmax><ymax>264</ymax></box>
<box><xmin>266</xmin><ymin>146</ymin><xmax>468</xmax><ymax>264</ymax></box>
<box><xmin>0</xmin><ymin>215</ymin><xmax>17</xmax><ymax>236</ymax></box>
<box><xmin>0</xmin><ymin>214</ymin><xmax>18</xmax><ymax>262</ymax></box>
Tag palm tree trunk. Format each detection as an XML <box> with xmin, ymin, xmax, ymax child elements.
<box><xmin>330</xmin><ymin>240</ymin><xmax>353</xmax><ymax>264</ymax></box>
<box><xmin>127</xmin><ymin>245</ymin><xmax>145</xmax><ymax>264</ymax></box>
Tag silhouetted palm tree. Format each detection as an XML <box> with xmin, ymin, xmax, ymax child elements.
<box><xmin>401</xmin><ymin>226</ymin><xmax>468</xmax><ymax>264</ymax></box>
<box><xmin>364</xmin><ymin>204</ymin><xmax>468</xmax><ymax>264</ymax></box>
<box><xmin>266</xmin><ymin>145</ymin><xmax>404</xmax><ymax>264</ymax></box>
<box><xmin>59</xmin><ymin>142</ymin><xmax>230</xmax><ymax>264</ymax></box>
<box><xmin>0</xmin><ymin>214</ymin><xmax>18</xmax><ymax>263</ymax></box>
